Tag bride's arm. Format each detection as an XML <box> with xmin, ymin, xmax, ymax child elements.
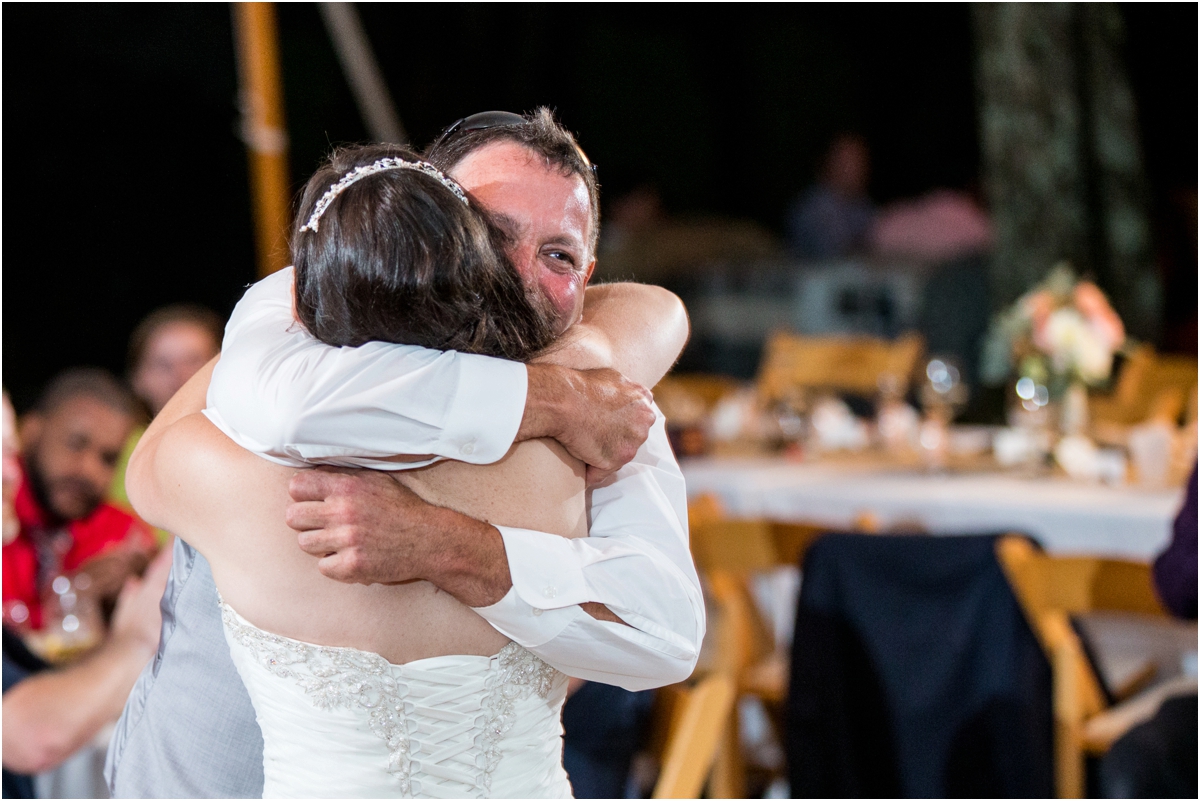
<box><xmin>125</xmin><ymin>358</ymin><xmax>217</xmax><ymax>531</ymax></box>
<box><xmin>539</xmin><ymin>283</ymin><xmax>690</xmax><ymax>390</ymax></box>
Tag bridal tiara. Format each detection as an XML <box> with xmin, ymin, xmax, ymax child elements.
<box><xmin>299</xmin><ymin>158</ymin><xmax>469</xmax><ymax>233</ymax></box>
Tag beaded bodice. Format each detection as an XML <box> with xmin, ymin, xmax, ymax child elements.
<box><xmin>219</xmin><ymin>601</ymin><xmax>571</xmax><ymax>799</ymax></box>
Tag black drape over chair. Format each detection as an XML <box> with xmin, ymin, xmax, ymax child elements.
<box><xmin>786</xmin><ymin>533</ymin><xmax>1054</xmax><ymax>798</ymax></box>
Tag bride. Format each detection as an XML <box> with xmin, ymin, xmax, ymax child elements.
<box><xmin>126</xmin><ymin>144</ymin><xmax>686</xmax><ymax>798</ymax></box>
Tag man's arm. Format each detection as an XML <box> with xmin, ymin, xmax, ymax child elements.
<box><xmin>476</xmin><ymin>410</ymin><xmax>703</xmax><ymax>688</ymax></box>
<box><xmin>207</xmin><ymin>268</ymin><xmax>652</xmax><ymax>476</ymax></box>
<box><xmin>288</xmin><ymin>409</ymin><xmax>704</xmax><ymax>689</ymax></box>
<box><xmin>2</xmin><ymin>548</ymin><xmax>170</xmax><ymax>774</ymax></box>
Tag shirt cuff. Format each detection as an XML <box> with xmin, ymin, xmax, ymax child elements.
<box><xmin>471</xmin><ymin>585</ymin><xmax>580</xmax><ymax>649</ymax></box>
<box><xmin>494</xmin><ymin>526</ymin><xmax>591</xmax><ymax>609</ymax></box>
<box><xmin>438</xmin><ymin>356</ymin><xmax>527</xmax><ymax>464</ymax></box>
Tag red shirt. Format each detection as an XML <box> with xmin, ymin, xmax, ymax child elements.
<box><xmin>3</xmin><ymin>473</ymin><xmax>154</xmax><ymax>630</ymax></box>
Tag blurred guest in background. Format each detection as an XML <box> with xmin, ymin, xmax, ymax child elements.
<box><xmin>2</xmin><ymin>387</ymin><xmax>169</xmax><ymax>798</ymax></box>
<box><xmin>3</xmin><ymin>393</ymin><xmax>22</xmax><ymax>548</ymax></box>
<box><xmin>1098</xmin><ymin>462</ymin><xmax>1197</xmax><ymax>798</ymax></box>
<box><xmin>3</xmin><ymin>551</ymin><xmax>170</xmax><ymax>798</ymax></box>
<box><xmin>109</xmin><ymin>304</ymin><xmax>222</xmax><ymax>538</ymax></box>
<box><xmin>786</xmin><ymin>132</ymin><xmax>876</xmax><ymax>259</ymax></box>
<box><xmin>4</xmin><ymin>369</ymin><xmax>156</xmax><ymax>632</ymax></box>
<box><xmin>868</xmin><ymin>188</ymin><xmax>993</xmax><ymax>264</ymax></box>
<box><xmin>126</xmin><ymin>305</ymin><xmax>223</xmax><ymax>420</ymax></box>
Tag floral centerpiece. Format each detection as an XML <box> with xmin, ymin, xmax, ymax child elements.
<box><xmin>981</xmin><ymin>263</ymin><xmax>1127</xmax><ymax>398</ymax></box>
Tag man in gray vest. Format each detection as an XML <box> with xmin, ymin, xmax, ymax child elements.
<box><xmin>106</xmin><ymin>110</ymin><xmax>703</xmax><ymax>797</ymax></box>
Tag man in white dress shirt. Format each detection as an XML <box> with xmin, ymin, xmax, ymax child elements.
<box><xmin>106</xmin><ymin>109</ymin><xmax>703</xmax><ymax>797</ymax></box>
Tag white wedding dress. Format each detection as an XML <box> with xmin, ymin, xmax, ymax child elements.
<box><xmin>220</xmin><ymin>601</ymin><xmax>573</xmax><ymax>798</ymax></box>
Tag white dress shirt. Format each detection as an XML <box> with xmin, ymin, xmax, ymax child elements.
<box><xmin>205</xmin><ymin>269</ymin><xmax>704</xmax><ymax>690</ymax></box>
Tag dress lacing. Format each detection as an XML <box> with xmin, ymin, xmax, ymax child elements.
<box><xmin>219</xmin><ymin>600</ymin><xmax>559</xmax><ymax>798</ymax></box>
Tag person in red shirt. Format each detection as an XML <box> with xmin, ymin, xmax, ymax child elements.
<box><xmin>3</xmin><ymin>369</ymin><xmax>155</xmax><ymax>632</ymax></box>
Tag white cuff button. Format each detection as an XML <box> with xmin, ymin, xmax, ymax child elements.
<box><xmin>460</xmin><ymin>441</ymin><xmax>475</xmax><ymax>456</ymax></box>
<box><xmin>542</xmin><ymin>586</ymin><xmax>557</xmax><ymax>599</ymax></box>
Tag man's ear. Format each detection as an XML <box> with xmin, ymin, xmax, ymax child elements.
<box><xmin>583</xmin><ymin>259</ymin><xmax>596</xmax><ymax>285</ymax></box>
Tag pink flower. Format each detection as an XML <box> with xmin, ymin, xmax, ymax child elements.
<box><xmin>1073</xmin><ymin>282</ymin><xmax>1125</xmax><ymax>350</ymax></box>
<box><xmin>1024</xmin><ymin>290</ymin><xmax>1056</xmax><ymax>351</ymax></box>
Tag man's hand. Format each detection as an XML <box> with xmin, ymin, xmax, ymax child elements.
<box><xmin>520</xmin><ymin>364</ymin><xmax>655</xmax><ymax>485</ymax></box>
<box><xmin>285</xmin><ymin>467</ymin><xmax>512</xmax><ymax>607</ymax></box>
<box><xmin>108</xmin><ymin>544</ymin><xmax>173</xmax><ymax>655</ymax></box>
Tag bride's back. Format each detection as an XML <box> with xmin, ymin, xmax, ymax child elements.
<box><xmin>186</xmin><ymin>421</ymin><xmax>583</xmax><ymax>666</ymax></box>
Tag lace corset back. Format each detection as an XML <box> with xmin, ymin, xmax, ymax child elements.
<box><xmin>220</xmin><ymin>602</ymin><xmax>571</xmax><ymax>798</ymax></box>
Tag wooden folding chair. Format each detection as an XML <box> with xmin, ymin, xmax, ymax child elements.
<box><xmin>1091</xmin><ymin>345</ymin><xmax>1199</xmax><ymax>426</ymax></box>
<box><xmin>756</xmin><ymin>330</ymin><xmax>925</xmax><ymax>405</ymax></box>
<box><xmin>995</xmin><ymin>536</ymin><xmax>1182</xmax><ymax>798</ymax></box>
<box><xmin>687</xmin><ymin>494</ymin><xmax>825</xmax><ymax>796</ymax></box>
<box><xmin>649</xmin><ymin>674</ymin><xmax>738</xmax><ymax>799</ymax></box>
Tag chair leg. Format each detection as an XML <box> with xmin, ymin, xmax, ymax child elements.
<box><xmin>708</xmin><ymin>710</ymin><xmax>745</xmax><ymax>798</ymax></box>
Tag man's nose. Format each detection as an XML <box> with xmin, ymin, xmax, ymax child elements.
<box><xmin>508</xmin><ymin>244</ymin><xmax>539</xmax><ymax>285</ymax></box>
<box><xmin>81</xmin><ymin>450</ymin><xmax>115</xmax><ymax>491</ymax></box>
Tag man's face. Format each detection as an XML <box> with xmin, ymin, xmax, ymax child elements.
<box><xmin>21</xmin><ymin>397</ymin><xmax>133</xmax><ymax>522</ymax></box>
<box><xmin>449</xmin><ymin>142</ymin><xmax>595</xmax><ymax>332</ymax></box>
<box><xmin>132</xmin><ymin>322</ymin><xmax>219</xmax><ymax>416</ymax></box>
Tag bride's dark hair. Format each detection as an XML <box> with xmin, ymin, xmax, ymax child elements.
<box><xmin>291</xmin><ymin>143</ymin><xmax>556</xmax><ymax>361</ymax></box>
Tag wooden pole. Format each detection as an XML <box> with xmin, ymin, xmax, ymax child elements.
<box><xmin>233</xmin><ymin>2</ymin><xmax>291</xmax><ymax>278</ymax></box>
<box><xmin>318</xmin><ymin>3</ymin><xmax>406</xmax><ymax>144</ymax></box>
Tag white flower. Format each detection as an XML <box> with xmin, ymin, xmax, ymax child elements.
<box><xmin>1043</xmin><ymin>309</ymin><xmax>1114</xmax><ymax>383</ymax></box>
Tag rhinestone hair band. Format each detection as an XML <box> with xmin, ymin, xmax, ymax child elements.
<box><xmin>299</xmin><ymin>158</ymin><xmax>469</xmax><ymax>233</ymax></box>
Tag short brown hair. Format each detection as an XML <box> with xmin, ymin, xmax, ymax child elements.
<box><xmin>127</xmin><ymin>304</ymin><xmax>223</xmax><ymax>377</ymax></box>
<box><xmin>424</xmin><ymin>108</ymin><xmax>601</xmax><ymax>257</ymax></box>
<box><xmin>36</xmin><ymin>367</ymin><xmax>138</xmax><ymax>419</ymax></box>
<box><xmin>291</xmin><ymin>143</ymin><xmax>557</xmax><ymax>361</ymax></box>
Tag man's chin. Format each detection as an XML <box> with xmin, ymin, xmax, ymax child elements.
<box><xmin>49</xmin><ymin>492</ymin><xmax>102</xmax><ymax>523</ymax></box>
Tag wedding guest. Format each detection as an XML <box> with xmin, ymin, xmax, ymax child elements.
<box><xmin>785</xmin><ymin>133</ymin><xmax>876</xmax><ymax>259</ymax></box>
<box><xmin>1098</xmin><ymin>462</ymin><xmax>1197</xmax><ymax>798</ymax></box>
<box><xmin>4</xmin><ymin>369</ymin><xmax>156</xmax><ymax>631</ymax></box>
<box><xmin>127</xmin><ymin>304</ymin><xmax>223</xmax><ymax>419</ymax></box>
<box><xmin>109</xmin><ymin>305</ymin><xmax>222</xmax><ymax>533</ymax></box>
<box><xmin>869</xmin><ymin>188</ymin><xmax>993</xmax><ymax>264</ymax></box>
<box><xmin>2</xmin><ymin>387</ymin><xmax>169</xmax><ymax>798</ymax></box>
<box><xmin>2</xmin><ymin>548</ymin><xmax>169</xmax><ymax>798</ymax></box>
<box><xmin>3</xmin><ymin>392</ymin><xmax>22</xmax><ymax>547</ymax></box>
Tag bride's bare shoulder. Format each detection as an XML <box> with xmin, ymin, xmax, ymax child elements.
<box><xmin>129</xmin><ymin>412</ymin><xmax>286</xmax><ymax>537</ymax></box>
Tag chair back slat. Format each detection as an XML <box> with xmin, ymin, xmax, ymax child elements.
<box><xmin>757</xmin><ymin>330</ymin><xmax>924</xmax><ymax>403</ymax></box>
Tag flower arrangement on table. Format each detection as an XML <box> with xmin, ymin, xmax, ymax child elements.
<box><xmin>981</xmin><ymin>263</ymin><xmax>1127</xmax><ymax>399</ymax></box>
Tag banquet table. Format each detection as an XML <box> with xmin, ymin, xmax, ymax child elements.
<box><xmin>681</xmin><ymin>457</ymin><xmax>1185</xmax><ymax>561</ymax></box>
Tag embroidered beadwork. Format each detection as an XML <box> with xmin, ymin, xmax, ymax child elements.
<box><xmin>220</xmin><ymin>603</ymin><xmax>414</xmax><ymax>792</ymax></box>
<box><xmin>478</xmin><ymin>642</ymin><xmax>560</xmax><ymax>793</ymax></box>
<box><xmin>220</xmin><ymin>602</ymin><xmax>561</xmax><ymax>797</ymax></box>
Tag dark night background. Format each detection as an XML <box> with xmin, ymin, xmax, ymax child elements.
<box><xmin>3</xmin><ymin>3</ymin><xmax>1195</xmax><ymax>410</ymax></box>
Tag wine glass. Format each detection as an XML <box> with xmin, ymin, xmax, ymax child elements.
<box><xmin>919</xmin><ymin>356</ymin><xmax>968</xmax><ymax>471</ymax></box>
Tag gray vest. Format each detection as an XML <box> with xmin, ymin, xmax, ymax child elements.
<box><xmin>105</xmin><ymin>538</ymin><xmax>263</xmax><ymax>797</ymax></box>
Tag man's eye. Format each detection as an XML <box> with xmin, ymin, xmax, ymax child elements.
<box><xmin>546</xmin><ymin>251</ymin><xmax>577</xmax><ymax>267</ymax></box>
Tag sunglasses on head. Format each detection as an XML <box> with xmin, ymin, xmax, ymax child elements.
<box><xmin>431</xmin><ymin>110</ymin><xmax>597</xmax><ymax>174</ymax></box>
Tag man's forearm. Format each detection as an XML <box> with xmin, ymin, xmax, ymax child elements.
<box><xmin>419</xmin><ymin>505</ymin><xmax>623</xmax><ymax>625</ymax></box>
<box><xmin>419</xmin><ymin>506</ymin><xmax>512</xmax><ymax>607</ymax></box>
<box><xmin>517</xmin><ymin>363</ymin><xmax>654</xmax><ymax>483</ymax></box>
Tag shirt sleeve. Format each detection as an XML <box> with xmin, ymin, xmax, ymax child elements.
<box><xmin>203</xmin><ymin>268</ymin><xmax>528</xmax><ymax>469</ymax></box>
<box><xmin>472</xmin><ymin>410</ymin><xmax>705</xmax><ymax>690</ymax></box>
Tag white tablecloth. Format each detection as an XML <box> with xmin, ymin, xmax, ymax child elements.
<box><xmin>681</xmin><ymin>457</ymin><xmax>1184</xmax><ymax>561</ymax></box>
